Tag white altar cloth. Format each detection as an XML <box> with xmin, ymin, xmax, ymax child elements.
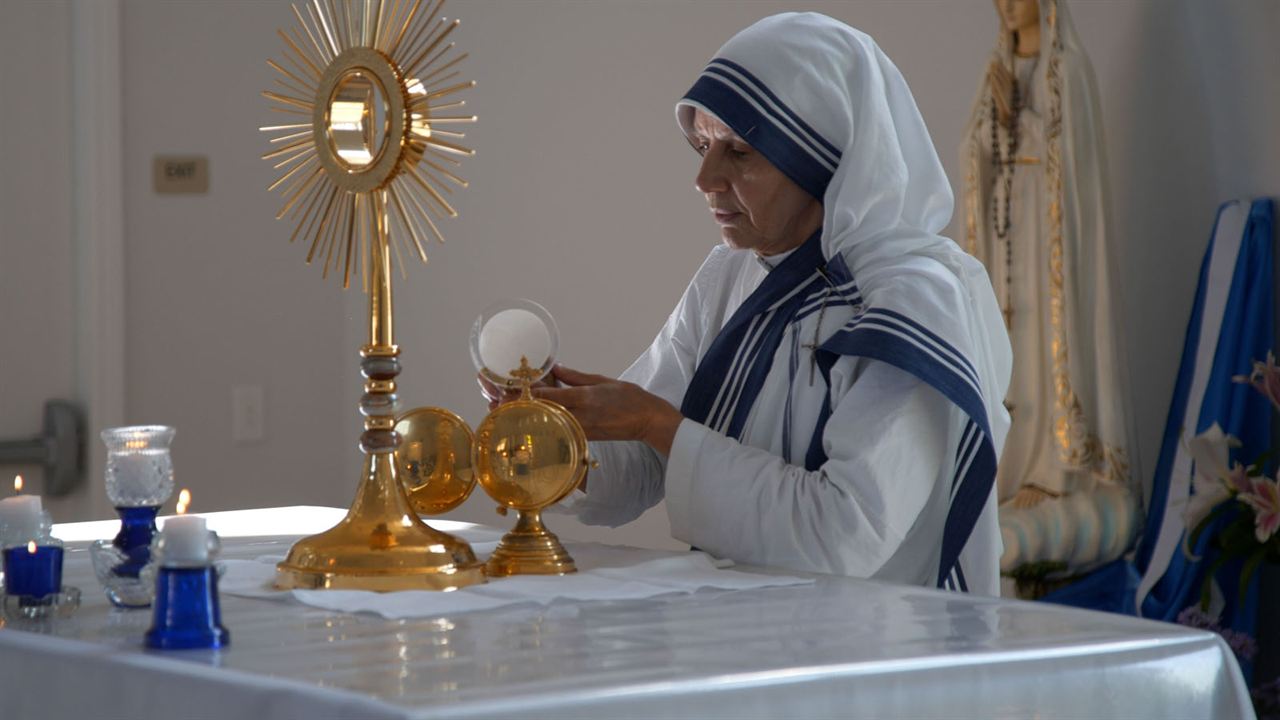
<box><xmin>0</xmin><ymin>507</ymin><xmax>1253</xmax><ymax>719</ymax></box>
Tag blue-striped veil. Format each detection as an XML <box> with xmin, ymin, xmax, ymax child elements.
<box><xmin>675</xmin><ymin>13</ymin><xmax>1012</xmax><ymax>589</ymax></box>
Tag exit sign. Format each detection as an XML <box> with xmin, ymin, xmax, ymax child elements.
<box><xmin>153</xmin><ymin>155</ymin><xmax>209</xmax><ymax>194</ymax></box>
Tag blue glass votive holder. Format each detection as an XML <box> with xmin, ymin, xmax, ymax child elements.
<box><xmin>3</xmin><ymin>544</ymin><xmax>63</xmax><ymax>601</ymax></box>
<box><xmin>1</xmin><ymin>541</ymin><xmax>79</xmax><ymax>619</ymax></box>
<box><xmin>113</xmin><ymin>506</ymin><xmax>159</xmax><ymax>577</ymax></box>
<box><xmin>144</xmin><ymin>565</ymin><xmax>230</xmax><ymax>650</ymax></box>
<box><xmin>91</xmin><ymin>506</ymin><xmax>161</xmax><ymax>607</ymax></box>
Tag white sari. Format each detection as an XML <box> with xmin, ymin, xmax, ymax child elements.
<box><xmin>572</xmin><ymin>13</ymin><xmax>1012</xmax><ymax>594</ymax></box>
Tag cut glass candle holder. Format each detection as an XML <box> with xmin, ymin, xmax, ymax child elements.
<box><xmin>90</xmin><ymin>426</ymin><xmax>175</xmax><ymax>608</ymax></box>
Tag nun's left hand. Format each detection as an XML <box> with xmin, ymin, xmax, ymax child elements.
<box><xmin>533</xmin><ymin>365</ymin><xmax>683</xmax><ymax>455</ymax></box>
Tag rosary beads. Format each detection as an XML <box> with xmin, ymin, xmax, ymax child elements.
<box><xmin>990</xmin><ymin>68</ymin><xmax>1021</xmax><ymax>327</ymax></box>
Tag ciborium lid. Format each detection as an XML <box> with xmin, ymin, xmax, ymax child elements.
<box><xmin>395</xmin><ymin>407</ymin><xmax>476</xmax><ymax>516</ymax></box>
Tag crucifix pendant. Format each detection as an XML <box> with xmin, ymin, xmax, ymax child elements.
<box><xmin>804</xmin><ymin>343</ymin><xmax>820</xmax><ymax>385</ymax></box>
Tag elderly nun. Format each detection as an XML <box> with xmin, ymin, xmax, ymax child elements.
<box><xmin>530</xmin><ymin>13</ymin><xmax>1012</xmax><ymax>594</ymax></box>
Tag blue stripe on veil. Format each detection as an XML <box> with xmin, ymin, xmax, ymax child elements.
<box><xmin>682</xmin><ymin>74</ymin><xmax>833</xmax><ymax>201</ymax></box>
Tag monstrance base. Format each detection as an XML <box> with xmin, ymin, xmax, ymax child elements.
<box><xmin>275</xmin><ymin>453</ymin><xmax>486</xmax><ymax>592</ymax></box>
<box><xmin>485</xmin><ymin>509</ymin><xmax>577</xmax><ymax>577</ymax></box>
<box><xmin>276</xmin><ymin>520</ymin><xmax>486</xmax><ymax>592</ymax></box>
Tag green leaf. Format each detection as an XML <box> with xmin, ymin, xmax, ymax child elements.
<box><xmin>1247</xmin><ymin>450</ymin><xmax>1274</xmax><ymax>474</ymax></box>
<box><xmin>1219</xmin><ymin>514</ymin><xmax>1258</xmax><ymax>554</ymax></box>
<box><xmin>1238</xmin><ymin>546</ymin><xmax>1270</xmax><ymax>607</ymax></box>
<box><xmin>1188</xmin><ymin>500</ymin><xmax>1236</xmax><ymax>550</ymax></box>
<box><xmin>1200</xmin><ymin>552</ymin><xmax>1234</xmax><ymax>611</ymax></box>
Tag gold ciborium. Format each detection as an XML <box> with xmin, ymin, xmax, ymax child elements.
<box><xmin>471</xmin><ymin>301</ymin><xmax>591</xmax><ymax>576</ymax></box>
<box><xmin>261</xmin><ymin>0</ymin><xmax>484</xmax><ymax>591</ymax></box>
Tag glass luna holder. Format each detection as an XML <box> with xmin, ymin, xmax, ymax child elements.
<box><xmin>0</xmin><ymin>518</ymin><xmax>80</xmax><ymax>620</ymax></box>
<box><xmin>90</xmin><ymin>426</ymin><xmax>176</xmax><ymax>608</ymax></box>
<box><xmin>142</xmin><ymin>517</ymin><xmax>229</xmax><ymax>650</ymax></box>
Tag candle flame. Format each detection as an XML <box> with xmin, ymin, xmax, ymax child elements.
<box><xmin>13</xmin><ymin>475</ymin><xmax>22</xmax><ymax>494</ymax></box>
<box><xmin>26</xmin><ymin>541</ymin><xmax>36</xmax><ymax>554</ymax></box>
<box><xmin>125</xmin><ymin>439</ymin><xmax>147</xmax><ymax>450</ymax></box>
<box><xmin>176</xmin><ymin>488</ymin><xmax>192</xmax><ymax>515</ymax></box>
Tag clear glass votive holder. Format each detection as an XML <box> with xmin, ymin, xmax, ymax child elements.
<box><xmin>91</xmin><ymin>426</ymin><xmax>175</xmax><ymax>608</ymax></box>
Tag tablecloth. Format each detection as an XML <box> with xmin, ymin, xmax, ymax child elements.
<box><xmin>0</xmin><ymin>506</ymin><xmax>1253</xmax><ymax>719</ymax></box>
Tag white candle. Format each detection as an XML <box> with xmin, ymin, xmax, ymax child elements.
<box><xmin>113</xmin><ymin>453</ymin><xmax>155</xmax><ymax>498</ymax></box>
<box><xmin>161</xmin><ymin>515</ymin><xmax>209</xmax><ymax>565</ymax></box>
<box><xmin>0</xmin><ymin>495</ymin><xmax>43</xmax><ymax>543</ymax></box>
<box><xmin>479</xmin><ymin>308</ymin><xmax>551</xmax><ymax>376</ymax></box>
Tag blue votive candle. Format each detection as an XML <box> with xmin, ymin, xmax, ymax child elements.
<box><xmin>3</xmin><ymin>543</ymin><xmax>63</xmax><ymax>599</ymax></box>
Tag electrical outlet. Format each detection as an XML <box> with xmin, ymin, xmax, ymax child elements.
<box><xmin>232</xmin><ymin>385</ymin><xmax>265</xmax><ymax>442</ymax></box>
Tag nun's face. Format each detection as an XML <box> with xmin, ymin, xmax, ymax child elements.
<box><xmin>690</xmin><ymin>110</ymin><xmax>822</xmax><ymax>257</ymax></box>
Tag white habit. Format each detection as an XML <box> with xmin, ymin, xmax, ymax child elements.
<box><xmin>571</xmin><ymin>244</ymin><xmax>1003</xmax><ymax>595</ymax></box>
<box><xmin>563</xmin><ymin>14</ymin><xmax>1013</xmax><ymax>595</ymax></box>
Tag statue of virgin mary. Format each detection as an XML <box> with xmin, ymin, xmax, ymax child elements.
<box><xmin>961</xmin><ymin>0</ymin><xmax>1140</xmax><ymax>579</ymax></box>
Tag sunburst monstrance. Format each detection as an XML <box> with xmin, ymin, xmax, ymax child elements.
<box><xmin>262</xmin><ymin>0</ymin><xmax>474</xmax><ymax>285</ymax></box>
<box><xmin>261</xmin><ymin>0</ymin><xmax>485</xmax><ymax>592</ymax></box>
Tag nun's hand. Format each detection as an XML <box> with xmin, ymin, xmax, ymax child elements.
<box><xmin>533</xmin><ymin>365</ymin><xmax>683</xmax><ymax>456</ymax></box>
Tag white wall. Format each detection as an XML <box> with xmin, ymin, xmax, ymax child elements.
<box><xmin>5</xmin><ymin>1</ymin><xmax>1278</xmax><ymax>554</ymax></box>
<box><xmin>120</xmin><ymin>0</ymin><xmax>353</xmax><ymax>515</ymax></box>
<box><xmin>0</xmin><ymin>1</ymin><xmax>85</xmax><ymax>519</ymax></box>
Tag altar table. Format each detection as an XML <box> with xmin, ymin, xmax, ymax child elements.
<box><xmin>0</xmin><ymin>507</ymin><xmax>1253</xmax><ymax>719</ymax></box>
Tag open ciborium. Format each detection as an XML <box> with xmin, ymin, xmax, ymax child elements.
<box><xmin>261</xmin><ymin>0</ymin><xmax>484</xmax><ymax>591</ymax></box>
<box><xmin>471</xmin><ymin>300</ymin><xmax>593</xmax><ymax>576</ymax></box>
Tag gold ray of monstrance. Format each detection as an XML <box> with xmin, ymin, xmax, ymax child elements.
<box><xmin>261</xmin><ymin>0</ymin><xmax>485</xmax><ymax>591</ymax></box>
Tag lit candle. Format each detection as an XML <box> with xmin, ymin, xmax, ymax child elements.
<box><xmin>145</xmin><ymin>486</ymin><xmax>228</xmax><ymax>649</ymax></box>
<box><xmin>0</xmin><ymin>494</ymin><xmax>43</xmax><ymax>543</ymax></box>
<box><xmin>160</xmin><ymin>490</ymin><xmax>208</xmax><ymax>565</ymax></box>
<box><xmin>112</xmin><ymin>452</ymin><xmax>154</xmax><ymax>499</ymax></box>
<box><xmin>14</xmin><ymin>474</ymin><xmax>23</xmax><ymax>494</ymax></box>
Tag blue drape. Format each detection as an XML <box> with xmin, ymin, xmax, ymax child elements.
<box><xmin>1044</xmin><ymin>199</ymin><xmax>1274</xmax><ymax>679</ymax></box>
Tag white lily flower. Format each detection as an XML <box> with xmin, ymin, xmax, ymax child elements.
<box><xmin>1180</xmin><ymin>424</ymin><xmax>1240</xmax><ymax>537</ymax></box>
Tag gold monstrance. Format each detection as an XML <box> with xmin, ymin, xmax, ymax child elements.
<box><xmin>261</xmin><ymin>0</ymin><xmax>484</xmax><ymax>591</ymax></box>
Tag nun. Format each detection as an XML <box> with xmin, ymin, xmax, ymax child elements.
<box><xmin>523</xmin><ymin>13</ymin><xmax>1013</xmax><ymax>594</ymax></box>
